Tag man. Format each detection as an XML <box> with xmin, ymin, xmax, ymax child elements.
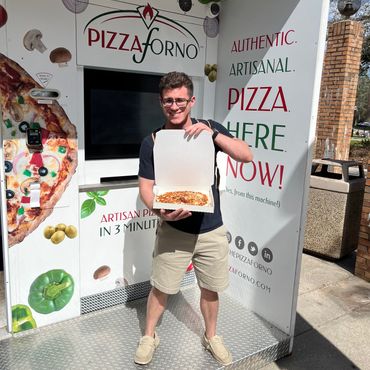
<box><xmin>135</xmin><ymin>71</ymin><xmax>253</xmax><ymax>366</ymax></box>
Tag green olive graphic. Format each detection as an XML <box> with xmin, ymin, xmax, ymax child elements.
<box><xmin>51</xmin><ymin>230</ymin><xmax>65</xmax><ymax>244</ymax></box>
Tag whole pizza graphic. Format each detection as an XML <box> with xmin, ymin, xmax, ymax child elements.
<box><xmin>0</xmin><ymin>53</ymin><xmax>78</xmax><ymax>247</ymax></box>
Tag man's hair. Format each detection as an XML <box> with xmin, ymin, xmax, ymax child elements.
<box><xmin>159</xmin><ymin>71</ymin><xmax>193</xmax><ymax>97</ymax></box>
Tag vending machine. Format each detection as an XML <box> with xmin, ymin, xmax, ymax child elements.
<box><xmin>0</xmin><ymin>0</ymin><xmax>329</xmax><ymax>368</ymax></box>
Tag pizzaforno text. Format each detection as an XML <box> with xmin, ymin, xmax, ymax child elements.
<box><xmin>87</xmin><ymin>27</ymin><xmax>199</xmax><ymax>64</ymax></box>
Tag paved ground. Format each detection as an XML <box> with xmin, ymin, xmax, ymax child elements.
<box><xmin>262</xmin><ymin>252</ymin><xmax>370</xmax><ymax>370</ymax></box>
<box><xmin>1</xmin><ymin>251</ymin><xmax>370</xmax><ymax>369</ymax></box>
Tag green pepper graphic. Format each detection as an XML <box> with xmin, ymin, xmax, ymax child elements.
<box><xmin>12</xmin><ymin>304</ymin><xmax>37</xmax><ymax>333</ymax></box>
<box><xmin>28</xmin><ymin>269</ymin><xmax>74</xmax><ymax>314</ymax></box>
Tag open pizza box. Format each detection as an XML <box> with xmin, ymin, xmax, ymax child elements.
<box><xmin>153</xmin><ymin>129</ymin><xmax>215</xmax><ymax>213</ymax></box>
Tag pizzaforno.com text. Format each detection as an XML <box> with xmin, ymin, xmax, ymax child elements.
<box><xmin>229</xmin><ymin>266</ymin><xmax>271</xmax><ymax>294</ymax></box>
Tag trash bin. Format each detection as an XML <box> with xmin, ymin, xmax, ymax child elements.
<box><xmin>304</xmin><ymin>159</ymin><xmax>366</xmax><ymax>259</ymax></box>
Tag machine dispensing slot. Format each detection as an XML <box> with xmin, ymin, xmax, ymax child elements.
<box><xmin>29</xmin><ymin>88</ymin><xmax>60</xmax><ymax>100</ymax></box>
<box><xmin>100</xmin><ymin>175</ymin><xmax>138</xmax><ymax>183</ymax></box>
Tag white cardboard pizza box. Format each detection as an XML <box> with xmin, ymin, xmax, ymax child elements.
<box><xmin>153</xmin><ymin>129</ymin><xmax>215</xmax><ymax>213</ymax></box>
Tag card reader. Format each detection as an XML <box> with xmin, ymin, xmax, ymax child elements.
<box><xmin>26</xmin><ymin>128</ymin><xmax>43</xmax><ymax>151</ymax></box>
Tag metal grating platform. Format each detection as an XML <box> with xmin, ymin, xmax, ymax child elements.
<box><xmin>81</xmin><ymin>271</ymin><xmax>196</xmax><ymax>314</ymax></box>
<box><xmin>0</xmin><ymin>287</ymin><xmax>290</xmax><ymax>369</ymax></box>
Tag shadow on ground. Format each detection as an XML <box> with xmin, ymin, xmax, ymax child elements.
<box><xmin>271</xmin><ymin>313</ymin><xmax>360</xmax><ymax>370</ymax></box>
<box><xmin>334</xmin><ymin>251</ymin><xmax>357</xmax><ymax>275</ymax></box>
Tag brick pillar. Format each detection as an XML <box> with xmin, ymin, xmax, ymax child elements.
<box><xmin>355</xmin><ymin>160</ymin><xmax>370</xmax><ymax>282</ymax></box>
<box><xmin>315</xmin><ymin>20</ymin><xmax>364</xmax><ymax>160</ymax></box>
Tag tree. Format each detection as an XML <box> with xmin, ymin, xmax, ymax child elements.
<box><xmin>356</xmin><ymin>75</ymin><xmax>370</xmax><ymax>122</ymax></box>
<box><xmin>328</xmin><ymin>1</ymin><xmax>370</xmax><ymax>123</ymax></box>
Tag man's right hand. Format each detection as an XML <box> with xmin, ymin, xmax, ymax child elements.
<box><xmin>158</xmin><ymin>208</ymin><xmax>192</xmax><ymax>221</ymax></box>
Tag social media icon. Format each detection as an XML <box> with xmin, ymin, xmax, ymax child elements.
<box><xmin>262</xmin><ymin>248</ymin><xmax>273</xmax><ymax>263</ymax></box>
<box><xmin>235</xmin><ymin>236</ymin><xmax>245</xmax><ymax>250</ymax></box>
<box><xmin>248</xmin><ymin>242</ymin><xmax>258</xmax><ymax>256</ymax></box>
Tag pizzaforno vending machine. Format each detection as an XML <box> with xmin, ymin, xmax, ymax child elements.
<box><xmin>0</xmin><ymin>0</ymin><xmax>329</xmax><ymax>368</ymax></box>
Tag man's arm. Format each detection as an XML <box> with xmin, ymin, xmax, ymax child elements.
<box><xmin>139</xmin><ymin>176</ymin><xmax>157</xmax><ymax>212</ymax></box>
<box><xmin>184</xmin><ymin>122</ymin><xmax>253</xmax><ymax>163</ymax></box>
<box><xmin>213</xmin><ymin>134</ymin><xmax>253</xmax><ymax>163</ymax></box>
<box><xmin>139</xmin><ymin>176</ymin><xmax>192</xmax><ymax>221</ymax></box>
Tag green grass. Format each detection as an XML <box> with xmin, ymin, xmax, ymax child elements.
<box><xmin>350</xmin><ymin>137</ymin><xmax>370</xmax><ymax>149</ymax></box>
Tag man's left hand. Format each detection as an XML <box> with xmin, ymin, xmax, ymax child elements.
<box><xmin>184</xmin><ymin>122</ymin><xmax>212</xmax><ymax>139</ymax></box>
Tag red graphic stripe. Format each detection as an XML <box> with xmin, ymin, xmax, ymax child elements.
<box><xmin>101</xmin><ymin>15</ymin><xmax>141</xmax><ymax>24</ymax></box>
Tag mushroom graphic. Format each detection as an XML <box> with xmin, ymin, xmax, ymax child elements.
<box><xmin>203</xmin><ymin>16</ymin><xmax>219</xmax><ymax>38</ymax></box>
<box><xmin>23</xmin><ymin>29</ymin><xmax>47</xmax><ymax>53</ymax></box>
<box><xmin>179</xmin><ymin>0</ymin><xmax>193</xmax><ymax>12</ymax></box>
<box><xmin>93</xmin><ymin>265</ymin><xmax>111</xmax><ymax>281</ymax></box>
<box><xmin>62</xmin><ymin>0</ymin><xmax>89</xmax><ymax>14</ymax></box>
<box><xmin>49</xmin><ymin>47</ymin><xmax>72</xmax><ymax>67</ymax></box>
<box><xmin>0</xmin><ymin>5</ymin><xmax>7</xmax><ymax>28</ymax></box>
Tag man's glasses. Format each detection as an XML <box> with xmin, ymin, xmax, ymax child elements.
<box><xmin>161</xmin><ymin>98</ymin><xmax>191</xmax><ymax>108</ymax></box>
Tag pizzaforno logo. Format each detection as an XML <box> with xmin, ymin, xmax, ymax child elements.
<box><xmin>83</xmin><ymin>3</ymin><xmax>200</xmax><ymax>64</ymax></box>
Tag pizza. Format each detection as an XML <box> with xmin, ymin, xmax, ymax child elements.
<box><xmin>155</xmin><ymin>191</ymin><xmax>209</xmax><ymax>206</ymax></box>
<box><xmin>0</xmin><ymin>53</ymin><xmax>77</xmax><ymax>247</ymax></box>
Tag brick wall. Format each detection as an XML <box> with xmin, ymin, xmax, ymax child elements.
<box><xmin>355</xmin><ymin>159</ymin><xmax>370</xmax><ymax>282</ymax></box>
<box><xmin>315</xmin><ymin>20</ymin><xmax>364</xmax><ymax>160</ymax></box>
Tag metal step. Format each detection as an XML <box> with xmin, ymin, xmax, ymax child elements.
<box><xmin>0</xmin><ymin>286</ymin><xmax>290</xmax><ymax>369</ymax></box>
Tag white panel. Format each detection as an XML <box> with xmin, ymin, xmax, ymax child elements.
<box><xmin>5</xmin><ymin>0</ymin><xmax>79</xmax><ymax>125</ymax></box>
<box><xmin>215</xmin><ymin>0</ymin><xmax>329</xmax><ymax>333</ymax></box>
<box><xmin>79</xmin><ymin>187</ymin><xmax>157</xmax><ymax>297</ymax></box>
<box><xmin>2</xmin><ymin>0</ymin><xmax>81</xmax><ymax>330</ymax></box>
<box><xmin>76</xmin><ymin>0</ymin><xmax>207</xmax><ymax>76</ymax></box>
<box><xmin>8</xmin><ymin>175</ymin><xmax>81</xmax><ymax>328</ymax></box>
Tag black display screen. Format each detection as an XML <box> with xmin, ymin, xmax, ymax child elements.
<box><xmin>84</xmin><ymin>68</ymin><xmax>164</xmax><ymax>160</ymax></box>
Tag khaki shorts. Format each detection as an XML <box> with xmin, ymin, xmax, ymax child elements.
<box><xmin>151</xmin><ymin>221</ymin><xmax>229</xmax><ymax>294</ymax></box>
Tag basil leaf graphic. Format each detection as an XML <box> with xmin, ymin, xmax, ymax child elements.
<box><xmin>96</xmin><ymin>190</ymin><xmax>109</xmax><ymax>196</ymax></box>
<box><xmin>81</xmin><ymin>199</ymin><xmax>96</xmax><ymax>218</ymax></box>
<box><xmin>95</xmin><ymin>197</ymin><xmax>106</xmax><ymax>206</ymax></box>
